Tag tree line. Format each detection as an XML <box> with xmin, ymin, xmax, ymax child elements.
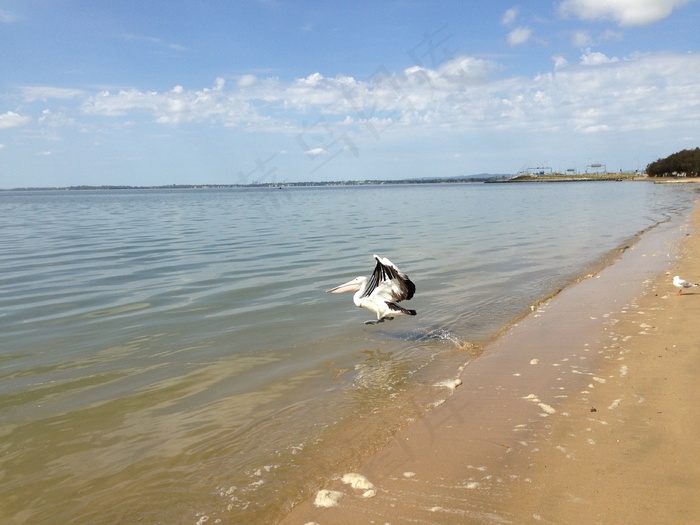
<box><xmin>647</xmin><ymin>147</ymin><xmax>700</xmax><ymax>177</ymax></box>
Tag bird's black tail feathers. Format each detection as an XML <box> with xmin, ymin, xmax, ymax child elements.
<box><xmin>388</xmin><ymin>303</ymin><xmax>417</xmax><ymax>316</ymax></box>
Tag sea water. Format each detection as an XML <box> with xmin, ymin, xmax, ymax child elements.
<box><xmin>0</xmin><ymin>182</ymin><xmax>695</xmax><ymax>524</ymax></box>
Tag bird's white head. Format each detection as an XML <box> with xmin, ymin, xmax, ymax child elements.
<box><xmin>326</xmin><ymin>276</ymin><xmax>365</xmax><ymax>294</ymax></box>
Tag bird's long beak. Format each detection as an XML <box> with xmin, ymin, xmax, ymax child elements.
<box><xmin>326</xmin><ymin>279</ymin><xmax>360</xmax><ymax>293</ymax></box>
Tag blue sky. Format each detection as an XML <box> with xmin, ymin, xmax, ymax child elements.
<box><xmin>1</xmin><ymin>0</ymin><xmax>698</xmax><ymax>188</ymax></box>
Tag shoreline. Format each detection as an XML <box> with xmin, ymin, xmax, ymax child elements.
<box><xmin>486</xmin><ymin>176</ymin><xmax>632</xmax><ymax>183</ymax></box>
<box><xmin>5</xmin><ymin>176</ymin><xmax>699</xmax><ymax>192</ymax></box>
<box><xmin>278</xmin><ymin>200</ymin><xmax>700</xmax><ymax>524</ymax></box>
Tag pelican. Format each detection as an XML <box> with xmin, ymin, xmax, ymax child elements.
<box><xmin>326</xmin><ymin>254</ymin><xmax>417</xmax><ymax>324</ymax></box>
<box><xmin>673</xmin><ymin>275</ymin><xmax>697</xmax><ymax>296</ymax></box>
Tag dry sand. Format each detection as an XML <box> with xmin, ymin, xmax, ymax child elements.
<box><xmin>279</xmin><ymin>200</ymin><xmax>700</xmax><ymax>525</ymax></box>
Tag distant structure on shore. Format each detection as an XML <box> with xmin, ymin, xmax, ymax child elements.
<box><xmin>585</xmin><ymin>163</ymin><xmax>606</xmax><ymax>174</ymax></box>
<box><xmin>516</xmin><ymin>162</ymin><xmax>608</xmax><ymax>178</ymax></box>
<box><xmin>521</xmin><ymin>166</ymin><xmax>553</xmax><ymax>176</ymax></box>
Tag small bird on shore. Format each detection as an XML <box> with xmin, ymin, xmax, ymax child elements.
<box><xmin>326</xmin><ymin>254</ymin><xmax>416</xmax><ymax>324</ymax></box>
<box><xmin>673</xmin><ymin>275</ymin><xmax>698</xmax><ymax>296</ymax></box>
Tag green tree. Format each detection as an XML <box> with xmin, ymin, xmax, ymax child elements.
<box><xmin>647</xmin><ymin>147</ymin><xmax>700</xmax><ymax>177</ymax></box>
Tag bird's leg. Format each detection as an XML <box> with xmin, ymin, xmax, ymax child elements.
<box><xmin>364</xmin><ymin>319</ymin><xmax>381</xmax><ymax>325</ymax></box>
<box><xmin>677</xmin><ymin>289</ymin><xmax>683</xmax><ymax>296</ymax></box>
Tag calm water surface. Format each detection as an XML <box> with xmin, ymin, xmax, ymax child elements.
<box><xmin>0</xmin><ymin>182</ymin><xmax>695</xmax><ymax>524</ymax></box>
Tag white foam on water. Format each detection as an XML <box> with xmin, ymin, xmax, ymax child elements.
<box><xmin>538</xmin><ymin>403</ymin><xmax>556</xmax><ymax>415</ymax></box>
<box><xmin>522</xmin><ymin>393</ymin><xmax>556</xmax><ymax>416</ymax></box>
<box><xmin>403</xmin><ymin>471</ymin><xmax>416</xmax><ymax>478</ymax></box>
<box><xmin>555</xmin><ymin>445</ymin><xmax>575</xmax><ymax>459</ymax></box>
<box><xmin>314</xmin><ymin>490</ymin><xmax>343</xmax><ymax>508</ymax></box>
<box><xmin>619</xmin><ymin>365</ymin><xmax>629</xmax><ymax>376</ymax></box>
<box><xmin>608</xmin><ymin>399</ymin><xmax>621</xmax><ymax>410</ymax></box>
<box><xmin>530</xmin><ymin>359</ymin><xmax>539</xmax><ymax>365</ymax></box>
<box><xmin>434</xmin><ymin>378</ymin><xmax>462</xmax><ymax>390</ymax></box>
<box><xmin>341</xmin><ymin>473</ymin><xmax>376</xmax><ymax>497</ymax></box>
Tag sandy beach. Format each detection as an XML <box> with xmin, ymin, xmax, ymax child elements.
<box><xmin>279</xmin><ymin>197</ymin><xmax>700</xmax><ymax>525</ymax></box>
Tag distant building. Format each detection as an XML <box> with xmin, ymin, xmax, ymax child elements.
<box><xmin>585</xmin><ymin>163</ymin><xmax>606</xmax><ymax>174</ymax></box>
<box><xmin>524</xmin><ymin>166</ymin><xmax>553</xmax><ymax>176</ymax></box>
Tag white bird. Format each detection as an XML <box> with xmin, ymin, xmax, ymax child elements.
<box><xmin>326</xmin><ymin>254</ymin><xmax>417</xmax><ymax>324</ymax></box>
<box><xmin>673</xmin><ymin>275</ymin><xmax>697</xmax><ymax>296</ymax></box>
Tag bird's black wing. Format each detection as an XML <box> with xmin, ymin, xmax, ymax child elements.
<box><xmin>361</xmin><ymin>255</ymin><xmax>415</xmax><ymax>302</ymax></box>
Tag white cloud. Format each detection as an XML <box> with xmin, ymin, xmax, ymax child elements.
<box><xmin>39</xmin><ymin>109</ymin><xmax>76</xmax><ymax>128</ymax></box>
<box><xmin>572</xmin><ymin>30</ymin><xmax>593</xmax><ymax>47</ymax></box>
<box><xmin>601</xmin><ymin>29</ymin><xmax>624</xmax><ymax>41</ymax></box>
<box><xmin>238</xmin><ymin>75</ymin><xmax>258</xmax><ymax>88</ymax></box>
<box><xmin>22</xmin><ymin>86</ymin><xmax>85</xmax><ymax>102</ymax></box>
<box><xmin>571</xmin><ymin>28</ymin><xmax>623</xmax><ymax>48</ymax></box>
<box><xmin>66</xmin><ymin>50</ymin><xmax>700</xmax><ymax>145</ymax></box>
<box><xmin>559</xmin><ymin>0</ymin><xmax>689</xmax><ymax>26</ymax></box>
<box><xmin>502</xmin><ymin>7</ymin><xmax>519</xmax><ymax>25</ymax></box>
<box><xmin>79</xmin><ymin>56</ymin><xmax>493</xmax><ymax>132</ymax></box>
<box><xmin>82</xmin><ymin>78</ymin><xmax>264</xmax><ymax>126</ymax></box>
<box><xmin>0</xmin><ymin>9</ymin><xmax>19</xmax><ymax>23</ymax></box>
<box><xmin>580</xmin><ymin>48</ymin><xmax>619</xmax><ymax>65</ymax></box>
<box><xmin>553</xmin><ymin>55</ymin><xmax>570</xmax><ymax>69</ymax></box>
<box><xmin>304</xmin><ymin>147</ymin><xmax>326</xmax><ymax>156</ymax></box>
<box><xmin>507</xmin><ymin>27</ymin><xmax>533</xmax><ymax>46</ymax></box>
<box><xmin>121</xmin><ymin>33</ymin><xmax>186</xmax><ymax>51</ymax></box>
<box><xmin>532</xmin><ymin>52</ymin><xmax>700</xmax><ymax>134</ymax></box>
<box><xmin>0</xmin><ymin>111</ymin><xmax>31</xmax><ymax>129</ymax></box>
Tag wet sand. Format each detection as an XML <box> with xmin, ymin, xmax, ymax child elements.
<box><xmin>279</xmin><ymin>200</ymin><xmax>700</xmax><ymax>525</ymax></box>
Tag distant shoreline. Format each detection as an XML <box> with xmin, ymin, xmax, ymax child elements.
<box><xmin>2</xmin><ymin>177</ymin><xmax>498</xmax><ymax>192</ymax></box>
<box><xmin>4</xmin><ymin>175</ymin><xmax>698</xmax><ymax>192</ymax></box>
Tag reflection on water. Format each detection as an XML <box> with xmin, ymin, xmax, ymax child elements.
<box><xmin>0</xmin><ymin>183</ymin><xmax>695</xmax><ymax>524</ymax></box>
